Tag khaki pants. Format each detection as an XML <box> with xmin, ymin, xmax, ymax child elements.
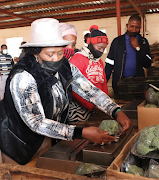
<box><xmin>0</xmin><ymin>137</ymin><xmax>51</xmax><ymax>165</ymax></box>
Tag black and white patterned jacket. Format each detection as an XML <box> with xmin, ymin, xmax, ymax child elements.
<box><xmin>0</xmin><ymin>55</ymin><xmax>119</xmax><ymax>165</ymax></box>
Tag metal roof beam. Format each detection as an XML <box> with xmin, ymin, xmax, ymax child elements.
<box><xmin>22</xmin><ymin>4</ymin><xmax>158</xmax><ymax>18</ymax></box>
<box><xmin>7</xmin><ymin>0</ymin><xmax>158</xmax><ymax>13</ymax></box>
<box><xmin>0</xmin><ymin>0</ymin><xmax>93</xmax><ymax>6</ymax></box>
<box><xmin>0</xmin><ymin>9</ymin><xmax>32</xmax><ymax>21</ymax></box>
<box><xmin>128</xmin><ymin>0</ymin><xmax>144</xmax><ymax>17</ymax></box>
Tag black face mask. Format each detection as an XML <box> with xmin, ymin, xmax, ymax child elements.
<box><xmin>41</xmin><ymin>57</ymin><xmax>64</xmax><ymax>74</ymax></box>
<box><xmin>127</xmin><ymin>30</ymin><xmax>139</xmax><ymax>37</ymax></box>
<box><xmin>88</xmin><ymin>42</ymin><xmax>103</xmax><ymax>58</ymax></box>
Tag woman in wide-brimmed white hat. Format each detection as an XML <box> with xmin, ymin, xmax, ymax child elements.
<box><xmin>0</xmin><ymin>18</ymin><xmax>130</xmax><ymax>165</ymax></box>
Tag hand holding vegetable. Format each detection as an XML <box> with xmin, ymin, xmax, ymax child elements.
<box><xmin>82</xmin><ymin>126</ymin><xmax>115</xmax><ymax>145</ymax></box>
<box><xmin>116</xmin><ymin>110</ymin><xmax>131</xmax><ymax>134</ymax></box>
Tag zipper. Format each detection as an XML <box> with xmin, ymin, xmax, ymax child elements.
<box><xmin>120</xmin><ymin>51</ymin><xmax>126</xmax><ymax>80</ymax></box>
<box><xmin>8</xmin><ymin>128</ymin><xmax>27</xmax><ymax>147</ymax></box>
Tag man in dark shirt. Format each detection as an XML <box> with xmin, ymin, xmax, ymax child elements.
<box><xmin>105</xmin><ymin>14</ymin><xmax>151</xmax><ymax>94</ymax></box>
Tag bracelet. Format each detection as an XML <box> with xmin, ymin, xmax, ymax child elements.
<box><xmin>115</xmin><ymin>109</ymin><xmax>121</xmax><ymax>117</ymax></box>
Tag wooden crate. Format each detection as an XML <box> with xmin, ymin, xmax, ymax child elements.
<box><xmin>106</xmin><ymin>133</ymin><xmax>156</xmax><ymax>180</ymax></box>
<box><xmin>0</xmin><ymin>163</ymin><xmax>101</xmax><ymax>180</ymax></box>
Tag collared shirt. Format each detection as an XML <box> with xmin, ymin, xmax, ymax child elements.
<box><xmin>0</xmin><ymin>52</ymin><xmax>13</xmax><ymax>75</ymax></box>
<box><xmin>123</xmin><ymin>34</ymin><xmax>139</xmax><ymax>77</ymax></box>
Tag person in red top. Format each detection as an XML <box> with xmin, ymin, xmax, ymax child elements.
<box><xmin>69</xmin><ymin>25</ymin><xmax>109</xmax><ymax>122</ymax></box>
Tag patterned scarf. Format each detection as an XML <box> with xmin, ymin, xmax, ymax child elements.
<box><xmin>80</xmin><ymin>46</ymin><xmax>101</xmax><ymax>63</ymax></box>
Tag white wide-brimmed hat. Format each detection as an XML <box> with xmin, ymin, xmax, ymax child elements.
<box><xmin>21</xmin><ymin>18</ymin><xmax>72</xmax><ymax>48</ymax></box>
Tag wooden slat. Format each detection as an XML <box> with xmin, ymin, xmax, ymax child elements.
<box><xmin>0</xmin><ymin>168</ymin><xmax>11</xmax><ymax>180</ymax></box>
<box><xmin>0</xmin><ymin>163</ymin><xmax>99</xmax><ymax>180</ymax></box>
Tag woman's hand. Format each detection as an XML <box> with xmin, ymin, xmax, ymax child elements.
<box><xmin>116</xmin><ymin>111</ymin><xmax>131</xmax><ymax>134</ymax></box>
<box><xmin>82</xmin><ymin>126</ymin><xmax>115</xmax><ymax>144</ymax></box>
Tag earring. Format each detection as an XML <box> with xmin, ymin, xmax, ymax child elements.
<box><xmin>35</xmin><ymin>56</ymin><xmax>38</xmax><ymax>62</ymax></box>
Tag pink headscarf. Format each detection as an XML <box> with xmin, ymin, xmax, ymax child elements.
<box><xmin>59</xmin><ymin>23</ymin><xmax>77</xmax><ymax>37</ymax></box>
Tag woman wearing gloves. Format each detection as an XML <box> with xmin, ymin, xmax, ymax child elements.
<box><xmin>0</xmin><ymin>18</ymin><xmax>130</xmax><ymax>165</ymax></box>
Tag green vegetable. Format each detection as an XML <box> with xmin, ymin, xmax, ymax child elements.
<box><xmin>154</xmin><ymin>125</ymin><xmax>159</xmax><ymax>137</ymax></box>
<box><xmin>136</xmin><ymin>126</ymin><xmax>159</xmax><ymax>155</ymax></box>
<box><xmin>74</xmin><ymin>163</ymin><xmax>105</xmax><ymax>175</ymax></box>
<box><xmin>145</xmin><ymin>87</ymin><xmax>159</xmax><ymax>105</ymax></box>
<box><xmin>126</xmin><ymin>165</ymin><xmax>144</xmax><ymax>176</ymax></box>
<box><xmin>149</xmin><ymin>165</ymin><xmax>159</xmax><ymax>179</ymax></box>
<box><xmin>99</xmin><ymin>120</ymin><xmax>120</xmax><ymax>135</ymax></box>
<box><xmin>145</xmin><ymin>104</ymin><xmax>157</xmax><ymax>108</ymax></box>
<box><xmin>137</xmin><ymin>143</ymin><xmax>156</xmax><ymax>155</ymax></box>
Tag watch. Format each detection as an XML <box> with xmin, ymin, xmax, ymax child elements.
<box><xmin>136</xmin><ymin>47</ymin><xmax>140</xmax><ymax>51</ymax></box>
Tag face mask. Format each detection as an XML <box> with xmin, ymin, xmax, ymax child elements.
<box><xmin>2</xmin><ymin>49</ymin><xmax>8</xmax><ymax>55</ymax></box>
<box><xmin>63</xmin><ymin>48</ymin><xmax>75</xmax><ymax>60</ymax></box>
<box><xmin>41</xmin><ymin>57</ymin><xmax>64</xmax><ymax>74</ymax></box>
<box><xmin>127</xmin><ymin>30</ymin><xmax>139</xmax><ymax>37</ymax></box>
<box><xmin>88</xmin><ymin>42</ymin><xmax>103</xmax><ymax>58</ymax></box>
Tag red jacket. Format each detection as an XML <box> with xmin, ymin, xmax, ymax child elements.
<box><xmin>70</xmin><ymin>52</ymin><xmax>108</xmax><ymax>111</ymax></box>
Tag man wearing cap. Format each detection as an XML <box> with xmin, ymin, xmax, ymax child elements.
<box><xmin>105</xmin><ymin>14</ymin><xmax>151</xmax><ymax>94</ymax></box>
<box><xmin>69</xmin><ymin>25</ymin><xmax>109</xmax><ymax>122</ymax></box>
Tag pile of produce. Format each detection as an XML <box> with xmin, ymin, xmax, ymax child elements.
<box><xmin>126</xmin><ymin>165</ymin><xmax>144</xmax><ymax>176</ymax></box>
<box><xmin>121</xmin><ymin>125</ymin><xmax>159</xmax><ymax>179</ymax></box>
<box><xmin>74</xmin><ymin>163</ymin><xmax>106</xmax><ymax>178</ymax></box>
<box><xmin>149</xmin><ymin>162</ymin><xmax>159</xmax><ymax>179</ymax></box>
<box><xmin>136</xmin><ymin>125</ymin><xmax>159</xmax><ymax>156</ymax></box>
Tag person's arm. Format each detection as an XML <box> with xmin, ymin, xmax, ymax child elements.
<box><xmin>130</xmin><ymin>37</ymin><xmax>151</xmax><ymax>68</ymax></box>
<box><xmin>70</xmin><ymin>63</ymin><xmax>131</xmax><ymax>133</ymax></box>
<box><xmin>70</xmin><ymin>54</ymin><xmax>95</xmax><ymax>111</ymax></box>
<box><xmin>10</xmin><ymin>71</ymin><xmax>76</xmax><ymax>141</ymax></box>
<box><xmin>105</xmin><ymin>39</ymin><xmax>115</xmax><ymax>81</ymax></box>
<box><xmin>10</xmin><ymin>70</ymin><xmax>115</xmax><ymax>144</ymax></box>
<box><xmin>72</xmin><ymin>91</ymin><xmax>94</xmax><ymax>111</ymax></box>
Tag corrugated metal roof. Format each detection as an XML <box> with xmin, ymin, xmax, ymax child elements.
<box><xmin>0</xmin><ymin>0</ymin><xmax>158</xmax><ymax>29</ymax></box>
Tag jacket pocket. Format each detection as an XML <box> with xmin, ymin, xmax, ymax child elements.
<box><xmin>8</xmin><ymin>128</ymin><xmax>27</xmax><ymax>147</ymax></box>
